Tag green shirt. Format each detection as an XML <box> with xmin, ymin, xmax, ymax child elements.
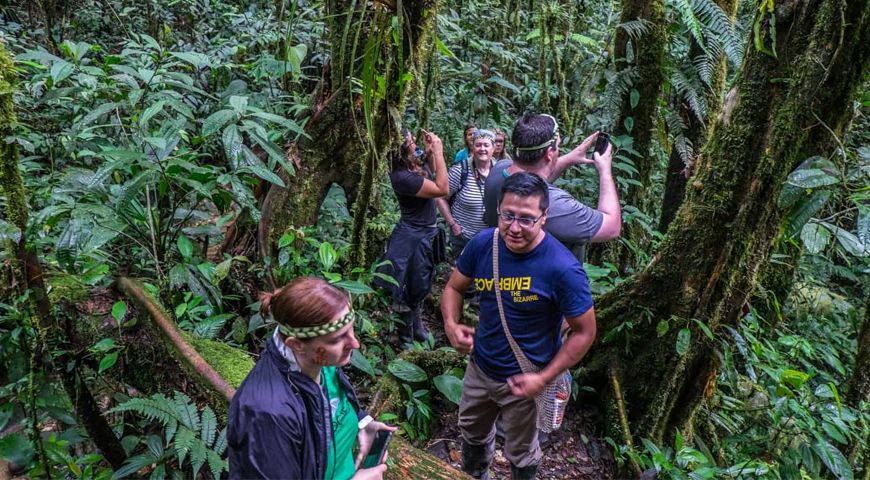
<box><xmin>322</xmin><ymin>366</ymin><xmax>359</xmax><ymax>480</ymax></box>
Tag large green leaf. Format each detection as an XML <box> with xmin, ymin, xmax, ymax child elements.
<box><xmin>786</xmin><ymin>168</ymin><xmax>839</xmax><ymax>188</ymax></box>
<box><xmin>782</xmin><ymin>189</ymin><xmax>831</xmax><ymax>238</ymax></box>
<box><xmin>0</xmin><ymin>432</ymin><xmax>34</xmax><ymax>466</ymax></box>
<box><xmin>676</xmin><ymin>328</ymin><xmax>691</xmax><ymax>356</ymax></box>
<box><xmin>0</xmin><ymin>219</ymin><xmax>21</xmax><ymax>243</ymax></box>
<box><xmin>203</xmin><ymin>109</ymin><xmax>236</xmax><ymax>136</ymax></box>
<box><xmin>139</xmin><ymin>100</ymin><xmax>165</xmax><ymax>129</ymax></box>
<box><xmin>333</xmin><ymin>280</ymin><xmax>375</xmax><ymax>294</ymax></box>
<box><xmin>823</xmin><ymin>222</ymin><xmax>868</xmax><ymax>257</ymax></box>
<box><xmin>170</xmin><ymin>51</ymin><xmax>211</xmax><ymax>69</ymax></box>
<box><xmin>434</xmin><ymin>374</ymin><xmax>463</xmax><ymax>405</ymax></box>
<box><xmin>350</xmin><ymin>350</ymin><xmax>376</xmax><ymax>376</ymax></box>
<box><xmin>111</xmin><ymin>453</ymin><xmax>158</xmax><ymax>479</ymax></box>
<box><xmin>388</xmin><ymin>359</ymin><xmax>428</xmax><ymax>383</ymax></box>
<box><xmin>800</xmin><ymin>222</ymin><xmax>831</xmax><ymax>254</ymax></box>
<box><xmin>241</xmin><ymin>147</ymin><xmax>285</xmax><ymax>187</ymax></box>
<box><xmin>812</xmin><ymin>440</ymin><xmax>853</xmax><ymax>480</ymax></box>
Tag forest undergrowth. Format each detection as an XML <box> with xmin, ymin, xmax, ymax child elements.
<box><xmin>1</xmin><ymin>0</ymin><xmax>869</xmax><ymax>479</ymax></box>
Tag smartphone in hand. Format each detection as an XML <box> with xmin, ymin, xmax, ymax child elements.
<box><xmin>594</xmin><ymin>132</ymin><xmax>611</xmax><ymax>155</ymax></box>
<box><xmin>361</xmin><ymin>430</ymin><xmax>393</xmax><ymax>469</ymax></box>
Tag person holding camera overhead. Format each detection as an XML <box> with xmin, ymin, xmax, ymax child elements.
<box><xmin>227</xmin><ymin>277</ymin><xmax>397</xmax><ymax>480</ymax></box>
<box><xmin>483</xmin><ymin>113</ymin><xmax>622</xmax><ymax>262</ymax></box>
<box><xmin>376</xmin><ymin>127</ymin><xmax>449</xmax><ymax>347</ymax></box>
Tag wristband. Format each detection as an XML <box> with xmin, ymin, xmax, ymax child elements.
<box><xmin>358</xmin><ymin>415</ymin><xmax>374</xmax><ymax>430</ymax></box>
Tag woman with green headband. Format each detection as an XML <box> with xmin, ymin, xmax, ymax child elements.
<box><xmin>228</xmin><ymin>277</ymin><xmax>396</xmax><ymax>480</ymax></box>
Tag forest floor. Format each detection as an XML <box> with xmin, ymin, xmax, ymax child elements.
<box><xmin>424</xmin><ymin>405</ymin><xmax>617</xmax><ymax>479</ymax></box>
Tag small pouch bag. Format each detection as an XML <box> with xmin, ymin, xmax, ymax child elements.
<box><xmin>491</xmin><ymin>229</ymin><xmax>571</xmax><ymax>432</ymax></box>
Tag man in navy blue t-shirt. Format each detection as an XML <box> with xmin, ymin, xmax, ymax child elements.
<box><xmin>441</xmin><ymin>172</ymin><xmax>597</xmax><ymax>480</ymax></box>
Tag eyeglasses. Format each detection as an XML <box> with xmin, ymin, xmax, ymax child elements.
<box><xmin>497</xmin><ymin>211</ymin><xmax>545</xmax><ymax>229</ymax></box>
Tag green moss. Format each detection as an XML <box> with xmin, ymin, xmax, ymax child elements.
<box><xmin>0</xmin><ymin>42</ymin><xmax>27</xmax><ymax>234</ymax></box>
<box><xmin>181</xmin><ymin>332</ymin><xmax>255</xmax><ymax>389</ymax></box>
<box><xmin>46</xmin><ymin>273</ymin><xmax>90</xmax><ymax>305</ymax></box>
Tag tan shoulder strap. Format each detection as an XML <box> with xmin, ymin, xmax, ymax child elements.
<box><xmin>492</xmin><ymin>229</ymin><xmax>537</xmax><ymax>374</ymax></box>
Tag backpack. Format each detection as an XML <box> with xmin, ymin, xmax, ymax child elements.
<box><xmin>447</xmin><ymin>159</ymin><xmax>470</xmax><ymax>207</ymax></box>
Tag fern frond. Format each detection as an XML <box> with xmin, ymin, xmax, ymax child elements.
<box><xmin>171</xmin><ymin>392</ymin><xmax>201</xmax><ymax>431</ymax></box>
<box><xmin>190</xmin><ymin>440</ymin><xmax>208</xmax><ymax>479</ymax></box>
<box><xmin>617</xmin><ymin>20</ymin><xmax>651</xmax><ymax>40</ymax></box>
<box><xmin>674</xmin><ymin>0</ymin><xmax>706</xmax><ymax>51</ymax></box>
<box><xmin>670</xmin><ymin>64</ymin><xmax>708</xmax><ymax>122</ymax></box>
<box><xmin>200</xmin><ymin>407</ymin><xmax>217</xmax><ymax>447</ymax></box>
<box><xmin>109</xmin><ymin>395</ymin><xmax>181</xmax><ymax>428</ymax></box>
<box><xmin>164</xmin><ymin>418</ymin><xmax>178</xmax><ymax>446</ymax></box>
<box><xmin>206</xmin><ymin>449</ymin><xmax>228</xmax><ymax>479</ymax></box>
<box><xmin>213</xmin><ymin>428</ymin><xmax>228</xmax><ymax>456</ymax></box>
<box><xmin>693</xmin><ymin>53</ymin><xmax>715</xmax><ymax>86</ymax></box>
<box><xmin>665</xmin><ymin>110</ymin><xmax>687</xmax><ymax>134</ymax></box>
<box><xmin>601</xmin><ymin>67</ymin><xmax>636</xmax><ymax>125</ymax></box>
<box><xmin>674</xmin><ymin>134</ymin><xmax>695</xmax><ymax>166</ymax></box>
<box><xmin>690</xmin><ymin>0</ymin><xmax>744</xmax><ymax>64</ymax></box>
<box><xmin>174</xmin><ymin>426</ymin><xmax>196</xmax><ymax>466</ymax></box>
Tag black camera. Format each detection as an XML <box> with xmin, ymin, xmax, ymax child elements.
<box><xmin>594</xmin><ymin>132</ymin><xmax>611</xmax><ymax>155</ymax></box>
<box><xmin>414</xmin><ymin>147</ymin><xmax>427</xmax><ymax>165</ymax></box>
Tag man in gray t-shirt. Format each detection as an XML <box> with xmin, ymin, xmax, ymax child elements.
<box><xmin>483</xmin><ymin>113</ymin><xmax>621</xmax><ymax>260</ymax></box>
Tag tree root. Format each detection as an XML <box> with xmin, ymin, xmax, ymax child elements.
<box><xmin>610</xmin><ymin>361</ymin><xmax>643</xmax><ymax>478</ymax></box>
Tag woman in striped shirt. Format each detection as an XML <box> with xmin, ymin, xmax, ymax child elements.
<box><xmin>437</xmin><ymin>129</ymin><xmax>496</xmax><ymax>254</ymax></box>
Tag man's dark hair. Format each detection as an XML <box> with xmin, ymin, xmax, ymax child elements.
<box><xmin>511</xmin><ymin>113</ymin><xmax>557</xmax><ymax>166</ymax></box>
<box><xmin>499</xmin><ymin>172</ymin><xmax>549</xmax><ymax>212</ymax></box>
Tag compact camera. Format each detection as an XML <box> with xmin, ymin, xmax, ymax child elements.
<box><xmin>414</xmin><ymin>147</ymin><xmax>427</xmax><ymax>165</ymax></box>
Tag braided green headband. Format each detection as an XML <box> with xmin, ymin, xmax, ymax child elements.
<box><xmin>278</xmin><ymin>310</ymin><xmax>355</xmax><ymax>339</ymax></box>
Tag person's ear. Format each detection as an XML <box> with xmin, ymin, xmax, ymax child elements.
<box><xmin>284</xmin><ymin>336</ymin><xmax>305</xmax><ymax>352</ymax></box>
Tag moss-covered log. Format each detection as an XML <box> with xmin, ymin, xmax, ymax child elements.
<box><xmin>259</xmin><ymin>0</ymin><xmax>440</xmax><ymax>276</ymax></box>
<box><xmin>116</xmin><ymin>277</ymin><xmax>242</xmax><ymax>402</ymax></box>
<box><xmin>584</xmin><ymin>0</ymin><xmax>870</xmax><ymax>445</ymax></box>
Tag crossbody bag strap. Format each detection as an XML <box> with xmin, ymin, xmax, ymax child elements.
<box><xmin>492</xmin><ymin>228</ymin><xmax>537</xmax><ymax>374</ymax></box>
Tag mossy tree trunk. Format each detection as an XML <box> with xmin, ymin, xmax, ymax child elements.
<box><xmin>584</xmin><ymin>0</ymin><xmax>870</xmax><ymax>445</ymax></box>
<box><xmin>658</xmin><ymin>0</ymin><xmax>737</xmax><ymax>232</ymax></box>
<box><xmin>0</xmin><ymin>43</ymin><xmax>127</xmax><ymax>468</ymax></box>
<box><xmin>259</xmin><ymin>0</ymin><xmax>439</xmax><ymax>277</ymax></box>
<box><xmin>607</xmin><ymin>0</ymin><xmax>667</xmax><ymax>270</ymax></box>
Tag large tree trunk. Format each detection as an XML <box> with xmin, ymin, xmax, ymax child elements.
<box><xmin>584</xmin><ymin>0</ymin><xmax>870</xmax><ymax>446</ymax></box>
<box><xmin>658</xmin><ymin>0</ymin><xmax>737</xmax><ymax>232</ymax></box>
<box><xmin>259</xmin><ymin>0</ymin><xmax>439</xmax><ymax>279</ymax></box>
<box><xmin>606</xmin><ymin>0</ymin><xmax>667</xmax><ymax>270</ymax></box>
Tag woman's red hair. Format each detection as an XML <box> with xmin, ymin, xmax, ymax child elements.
<box><xmin>260</xmin><ymin>277</ymin><xmax>349</xmax><ymax>329</ymax></box>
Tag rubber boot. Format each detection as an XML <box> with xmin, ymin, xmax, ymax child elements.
<box><xmin>461</xmin><ymin>441</ymin><xmax>493</xmax><ymax>480</ymax></box>
<box><xmin>410</xmin><ymin>306</ymin><xmax>430</xmax><ymax>342</ymax></box>
<box><xmin>509</xmin><ymin>463</ymin><xmax>540</xmax><ymax>480</ymax></box>
<box><xmin>397</xmin><ymin>310</ymin><xmax>414</xmax><ymax>347</ymax></box>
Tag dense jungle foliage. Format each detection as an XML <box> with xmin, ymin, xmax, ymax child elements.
<box><xmin>0</xmin><ymin>0</ymin><xmax>869</xmax><ymax>478</ymax></box>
